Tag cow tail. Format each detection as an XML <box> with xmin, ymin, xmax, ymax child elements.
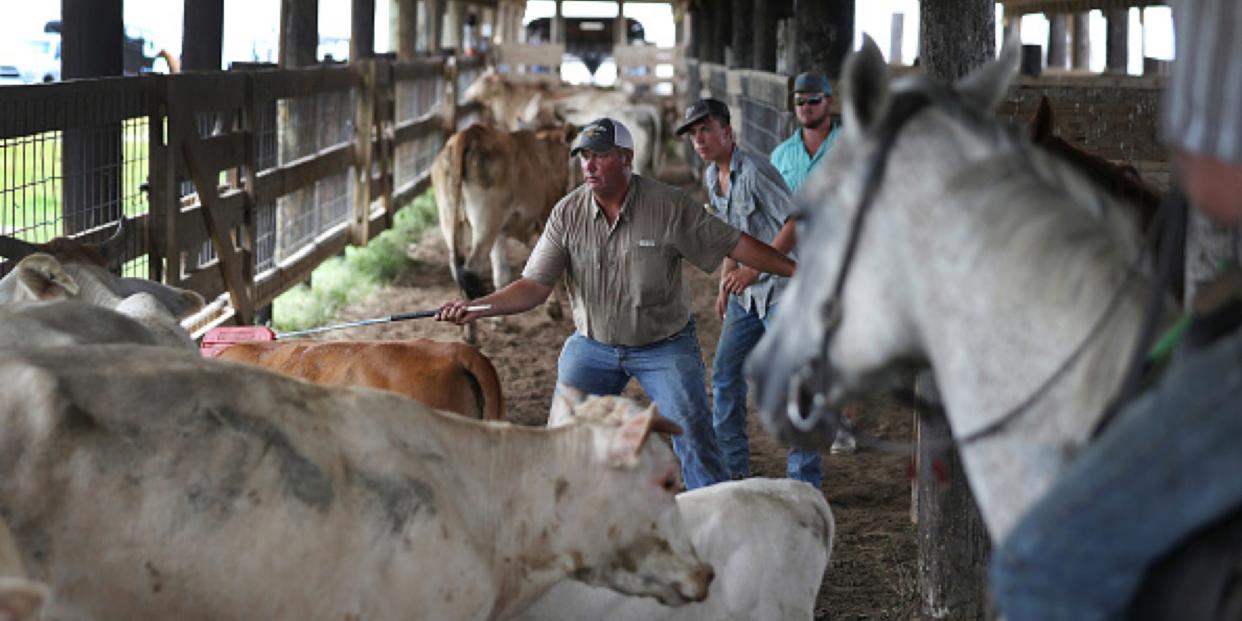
<box><xmin>459</xmin><ymin>345</ymin><xmax>505</xmax><ymax>421</ymax></box>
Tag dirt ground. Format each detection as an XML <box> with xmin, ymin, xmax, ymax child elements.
<box><xmin>329</xmin><ymin>163</ymin><xmax>919</xmax><ymax>620</ymax></box>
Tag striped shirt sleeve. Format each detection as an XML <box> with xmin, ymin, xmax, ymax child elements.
<box><xmin>1164</xmin><ymin>0</ymin><xmax>1242</xmax><ymax>165</ymax></box>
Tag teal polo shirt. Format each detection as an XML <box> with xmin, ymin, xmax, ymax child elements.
<box><xmin>770</xmin><ymin>124</ymin><xmax>841</xmax><ymax>192</ymax></box>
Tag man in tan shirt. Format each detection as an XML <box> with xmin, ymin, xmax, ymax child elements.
<box><xmin>438</xmin><ymin>117</ymin><xmax>795</xmax><ymax>489</ymax></box>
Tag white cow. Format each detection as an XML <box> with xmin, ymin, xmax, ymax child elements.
<box><xmin>0</xmin><ymin>253</ymin><xmax>201</xmax><ymax>350</ymax></box>
<box><xmin>523</xmin><ymin>386</ymin><xmax>835</xmax><ymax>620</ymax></box>
<box><xmin>0</xmin><ymin>347</ymin><xmax>713</xmax><ymax>621</ymax></box>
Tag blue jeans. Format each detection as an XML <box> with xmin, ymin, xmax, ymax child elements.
<box><xmin>556</xmin><ymin>319</ymin><xmax>728</xmax><ymax>490</ymax></box>
<box><xmin>990</xmin><ymin>323</ymin><xmax>1242</xmax><ymax>620</ymax></box>
<box><xmin>712</xmin><ymin>298</ymin><xmax>823</xmax><ymax>488</ymax></box>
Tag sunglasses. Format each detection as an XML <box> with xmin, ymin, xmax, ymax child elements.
<box><xmin>794</xmin><ymin>95</ymin><xmax>825</xmax><ymax>107</ymax></box>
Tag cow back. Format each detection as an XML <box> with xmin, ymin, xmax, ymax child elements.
<box><xmin>217</xmin><ymin>339</ymin><xmax>505</xmax><ymax>420</ymax></box>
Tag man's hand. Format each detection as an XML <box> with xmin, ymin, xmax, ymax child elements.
<box><xmin>721</xmin><ymin>266</ymin><xmax>760</xmax><ymax>295</ymax></box>
<box><xmin>436</xmin><ymin>299</ymin><xmax>488</xmax><ymax>325</ymax></box>
<box><xmin>715</xmin><ymin>287</ymin><xmax>728</xmax><ymax>320</ymax></box>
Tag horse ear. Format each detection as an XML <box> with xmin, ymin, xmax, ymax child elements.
<box><xmin>1031</xmin><ymin>96</ymin><xmax>1054</xmax><ymax>142</ymax></box>
<box><xmin>841</xmin><ymin>34</ymin><xmax>891</xmax><ymax>135</ymax></box>
<box><xmin>957</xmin><ymin>31</ymin><xmax>1021</xmax><ymax>114</ymax></box>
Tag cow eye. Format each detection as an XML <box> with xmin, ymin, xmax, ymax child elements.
<box><xmin>661</xmin><ymin>475</ymin><xmax>677</xmax><ymax>493</ymax></box>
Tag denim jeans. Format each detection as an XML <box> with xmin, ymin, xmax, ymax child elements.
<box><xmin>556</xmin><ymin>319</ymin><xmax>728</xmax><ymax>490</ymax></box>
<box><xmin>990</xmin><ymin>323</ymin><xmax>1242</xmax><ymax>620</ymax></box>
<box><xmin>712</xmin><ymin>297</ymin><xmax>823</xmax><ymax>488</ymax></box>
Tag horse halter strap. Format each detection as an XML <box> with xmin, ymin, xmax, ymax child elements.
<box><xmin>820</xmin><ymin>90</ymin><xmax>932</xmax><ymax>344</ymax></box>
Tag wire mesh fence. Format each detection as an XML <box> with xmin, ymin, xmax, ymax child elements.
<box><xmin>0</xmin><ymin>78</ymin><xmax>153</xmax><ymax>278</ymax></box>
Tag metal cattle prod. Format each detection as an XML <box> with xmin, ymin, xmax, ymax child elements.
<box><xmin>199</xmin><ymin>305</ymin><xmax>492</xmax><ymax>357</ymax></box>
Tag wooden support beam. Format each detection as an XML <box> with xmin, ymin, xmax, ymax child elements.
<box><xmin>794</xmin><ymin>0</ymin><xmax>853</xmax><ymax>79</ymax></box>
<box><xmin>352</xmin><ymin>0</ymin><xmax>377</xmax><ymax>61</ymax></box>
<box><xmin>730</xmin><ymin>0</ymin><xmax>753</xmax><ymax>69</ymax></box>
<box><xmin>169</xmin><ymin>103</ymin><xmax>256</xmax><ymax>325</ymax></box>
<box><xmin>182</xmin><ymin>0</ymin><xmax>225</xmax><ymax>71</ymax></box>
<box><xmin>61</xmin><ymin>0</ymin><xmax>123</xmax><ymax>234</ymax></box>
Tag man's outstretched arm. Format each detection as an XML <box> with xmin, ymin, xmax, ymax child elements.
<box><xmin>436</xmin><ymin>278</ymin><xmax>553</xmax><ymax>324</ymax></box>
<box><xmin>727</xmin><ymin>232</ymin><xmax>795</xmax><ymax>278</ymax></box>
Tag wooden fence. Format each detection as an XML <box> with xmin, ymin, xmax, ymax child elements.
<box><xmin>0</xmin><ymin>54</ymin><xmax>486</xmax><ymax>334</ymax></box>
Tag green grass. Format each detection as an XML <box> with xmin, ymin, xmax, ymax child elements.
<box><xmin>271</xmin><ymin>188</ymin><xmax>439</xmax><ymax>331</ymax></box>
<box><xmin>1</xmin><ymin>121</ymin><xmax>151</xmax><ymax>241</ymax></box>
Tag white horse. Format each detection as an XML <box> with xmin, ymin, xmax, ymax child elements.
<box><xmin>747</xmin><ymin>35</ymin><xmax>1176</xmax><ymax>545</ymax></box>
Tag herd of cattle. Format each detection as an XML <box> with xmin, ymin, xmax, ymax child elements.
<box><xmin>0</xmin><ymin>72</ymin><xmax>835</xmax><ymax>620</ymax></box>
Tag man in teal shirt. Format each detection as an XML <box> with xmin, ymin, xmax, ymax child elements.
<box><xmin>769</xmin><ymin>71</ymin><xmax>856</xmax><ymax>454</ymax></box>
<box><xmin>770</xmin><ymin>72</ymin><xmax>842</xmax><ymax>193</ymax></box>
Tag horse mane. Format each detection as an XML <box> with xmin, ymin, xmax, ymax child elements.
<box><xmin>875</xmin><ymin>77</ymin><xmax>1151</xmax><ymax>307</ymax></box>
<box><xmin>1028</xmin><ymin>96</ymin><xmax>1163</xmax><ymax>230</ymax></box>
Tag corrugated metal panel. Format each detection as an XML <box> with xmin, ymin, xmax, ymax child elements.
<box><xmin>999</xmin><ymin>0</ymin><xmax>1165</xmax><ymax>15</ymax></box>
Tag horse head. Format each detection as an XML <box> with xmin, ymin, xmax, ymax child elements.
<box><xmin>747</xmin><ymin>35</ymin><xmax>1023</xmax><ymax>449</ymax></box>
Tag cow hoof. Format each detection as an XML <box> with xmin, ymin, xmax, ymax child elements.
<box><xmin>546</xmin><ymin>302</ymin><xmax>564</xmax><ymax>321</ymax></box>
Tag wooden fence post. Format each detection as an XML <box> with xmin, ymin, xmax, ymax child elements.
<box><xmin>352</xmin><ymin>59</ymin><xmax>376</xmax><ymax>246</ymax></box>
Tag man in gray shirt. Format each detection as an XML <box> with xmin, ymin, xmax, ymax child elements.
<box><xmin>677</xmin><ymin>98</ymin><xmax>822</xmax><ymax>488</ymax></box>
<box><xmin>437</xmin><ymin>117</ymin><xmax>795</xmax><ymax>489</ymax></box>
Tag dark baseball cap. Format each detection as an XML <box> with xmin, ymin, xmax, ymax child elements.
<box><xmin>569</xmin><ymin>117</ymin><xmax>636</xmax><ymax>156</ymax></box>
<box><xmin>674</xmin><ymin>98</ymin><xmax>731</xmax><ymax>136</ymax></box>
<box><xmin>793</xmin><ymin>72</ymin><xmax>833</xmax><ymax>95</ymax></box>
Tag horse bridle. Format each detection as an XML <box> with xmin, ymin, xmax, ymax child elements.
<box><xmin>788</xmin><ymin>87</ymin><xmax>1183</xmax><ymax>452</ymax></box>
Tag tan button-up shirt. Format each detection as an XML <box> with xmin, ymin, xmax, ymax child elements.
<box><xmin>523</xmin><ymin>174</ymin><xmax>742</xmax><ymax>346</ymax></box>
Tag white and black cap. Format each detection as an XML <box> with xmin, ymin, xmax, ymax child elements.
<box><xmin>570</xmin><ymin>117</ymin><xmax>636</xmax><ymax>156</ymax></box>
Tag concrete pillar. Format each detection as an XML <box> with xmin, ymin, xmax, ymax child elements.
<box><xmin>891</xmin><ymin>12</ymin><xmax>905</xmax><ymax>65</ymax></box>
<box><xmin>182</xmin><ymin>0</ymin><xmax>225</xmax><ymax>71</ymax></box>
<box><xmin>1071</xmin><ymin>12</ymin><xmax>1089</xmax><ymax>70</ymax></box>
<box><xmin>1106</xmin><ymin>8</ymin><xmax>1129</xmax><ymax>74</ymax></box>
<box><xmin>1047</xmin><ymin>13</ymin><xmax>1067</xmax><ymax>69</ymax></box>
<box><xmin>616</xmin><ymin>1</ymin><xmax>627</xmax><ymax>46</ymax></box>
<box><xmin>444</xmin><ymin>1</ymin><xmax>464</xmax><ymax>51</ymax></box>
<box><xmin>552</xmin><ymin>0</ymin><xmax>565</xmax><ymax>45</ymax></box>
<box><xmin>352</xmin><ymin>0</ymin><xmax>376</xmax><ymax>60</ymax></box>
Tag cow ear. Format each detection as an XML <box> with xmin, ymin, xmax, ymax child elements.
<box><xmin>15</xmin><ymin>253</ymin><xmax>79</xmax><ymax>301</ymax></box>
<box><xmin>547</xmin><ymin>384</ymin><xmax>586</xmax><ymax>428</ymax></box>
<box><xmin>607</xmin><ymin>405</ymin><xmax>679</xmax><ymax>467</ymax></box>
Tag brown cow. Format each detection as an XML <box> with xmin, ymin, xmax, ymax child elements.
<box><xmin>432</xmin><ymin>123</ymin><xmax>573</xmax><ymax>307</ymax></box>
<box><xmin>217</xmin><ymin>339</ymin><xmax>505</xmax><ymax>420</ymax></box>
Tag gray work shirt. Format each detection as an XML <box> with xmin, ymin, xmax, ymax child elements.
<box><xmin>705</xmin><ymin>145</ymin><xmax>796</xmax><ymax>318</ymax></box>
<box><xmin>523</xmin><ymin>174</ymin><xmax>742</xmax><ymax>346</ymax></box>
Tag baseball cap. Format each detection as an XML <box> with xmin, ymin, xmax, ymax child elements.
<box><xmin>793</xmin><ymin>72</ymin><xmax>833</xmax><ymax>96</ymax></box>
<box><xmin>570</xmin><ymin>118</ymin><xmax>635</xmax><ymax>156</ymax></box>
<box><xmin>674</xmin><ymin>98</ymin><xmax>731</xmax><ymax>136</ymax></box>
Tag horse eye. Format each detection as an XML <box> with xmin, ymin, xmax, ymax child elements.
<box><xmin>661</xmin><ymin>475</ymin><xmax>677</xmax><ymax>493</ymax></box>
